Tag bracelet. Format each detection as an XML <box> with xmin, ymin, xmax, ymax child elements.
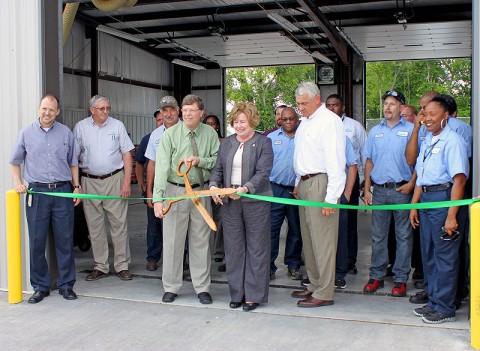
<box><xmin>73</xmin><ymin>185</ymin><xmax>81</xmax><ymax>189</ymax></box>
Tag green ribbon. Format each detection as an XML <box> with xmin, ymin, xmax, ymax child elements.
<box><xmin>26</xmin><ymin>189</ymin><xmax>479</xmax><ymax>210</ymax></box>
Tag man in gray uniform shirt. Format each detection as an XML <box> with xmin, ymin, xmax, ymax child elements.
<box><xmin>74</xmin><ymin>95</ymin><xmax>135</xmax><ymax>281</ymax></box>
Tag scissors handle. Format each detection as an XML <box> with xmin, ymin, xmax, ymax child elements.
<box><xmin>176</xmin><ymin>159</ymin><xmax>193</xmax><ymax>177</ymax></box>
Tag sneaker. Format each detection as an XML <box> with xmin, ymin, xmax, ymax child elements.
<box><xmin>270</xmin><ymin>270</ymin><xmax>276</xmax><ymax>281</ymax></box>
<box><xmin>413</xmin><ymin>305</ymin><xmax>435</xmax><ymax>317</ymax></box>
<box><xmin>422</xmin><ymin>311</ymin><xmax>456</xmax><ymax>324</ymax></box>
<box><xmin>363</xmin><ymin>279</ymin><xmax>384</xmax><ymax>292</ymax></box>
<box><xmin>409</xmin><ymin>290</ymin><xmax>428</xmax><ymax>304</ymax></box>
<box><xmin>335</xmin><ymin>278</ymin><xmax>347</xmax><ymax>289</ymax></box>
<box><xmin>287</xmin><ymin>267</ymin><xmax>303</xmax><ymax>280</ymax></box>
<box><xmin>300</xmin><ymin>277</ymin><xmax>310</xmax><ymax>287</ymax></box>
<box><xmin>347</xmin><ymin>264</ymin><xmax>358</xmax><ymax>275</ymax></box>
<box><xmin>391</xmin><ymin>282</ymin><xmax>407</xmax><ymax>297</ymax></box>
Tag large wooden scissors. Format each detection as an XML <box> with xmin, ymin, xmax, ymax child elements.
<box><xmin>162</xmin><ymin>160</ymin><xmax>236</xmax><ymax>231</ymax></box>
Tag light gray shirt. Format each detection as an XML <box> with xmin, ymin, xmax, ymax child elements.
<box><xmin>74</xmin><ymin>116</ymin><xmax>134</xmax><ymax>175</ymax></box>
<box><xmin>145</xmin><ymin>124</ymin><xmax>166</xmax><ymax>161</ymax></box>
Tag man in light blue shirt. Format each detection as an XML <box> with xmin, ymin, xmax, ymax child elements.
<box><xmin>267</xmin><ymin>107</ymin><xmax>303</xmax><ymax>281</ymax></box>
<box><xmin>363</xmin><ymin>90</ymin><xmax>415</xmax><ymax>297</ymax></box>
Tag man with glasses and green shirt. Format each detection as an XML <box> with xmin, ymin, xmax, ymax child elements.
<box><xmin>153</xmin><ymin>94</ymin><xmax>219</xmax><ymax>305</ymax></box>
<box><xmin>74</xmin><ymin>95</ymin><xmax>134</xmax><ymax>282</ymax></box>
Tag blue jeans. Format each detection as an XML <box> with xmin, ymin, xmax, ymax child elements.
<box><xmin>420</xmin><ymin>189</ymin><xmax>460</xmax><ymax>316</ymax></box>
<box><xmin>146</xmin><ymin>205</ymin><xmax>163</xmax><ymax>262</ymax></box>
<box><xmin>336</xmin><ymin>194</ymin><xmax>348</xmax><ymax>279</ymax></box>
<box><xmin>26</xmin><ymin>183</ymin><xmax>76</xmax><ymax>292</ymax></box>
<box><xmin>270</xmin><ymin>183</ymin><xmax>303</xmax><ymax>271</ymax></box>
<box><xmin>347</xmin><ymin>174</ymin><xmax>360</xmax><ymax>267</ymax></box>
<box><xmin>370</xmin><ymin>185</ymin><xmax>413</xmax><ymax>282</ymax></box>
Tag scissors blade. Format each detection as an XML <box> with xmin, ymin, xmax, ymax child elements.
<box><xmin>194</xmin><ymin>188</ymin><xmax>237</xmax><ymax>197</ymax></box>
<box><xmin>190</xmin><ymin>197</ymin><xmax>217</xmax><ymax>231</ymax></box>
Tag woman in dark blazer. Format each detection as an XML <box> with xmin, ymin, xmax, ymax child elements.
<box><xmin>210</xmin><ymin>102</ymin><xmax>273</xmax><ymax>311</ymax></box>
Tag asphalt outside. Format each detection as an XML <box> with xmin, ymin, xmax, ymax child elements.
<box><xmin>0</xmin><ymin>188</ymin><xmax>473</xmax><ymax>351</ymax></box>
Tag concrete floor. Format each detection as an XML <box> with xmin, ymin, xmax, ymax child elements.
<box><xmin>0</xmin><ymin>188</ymin><xmax>473</xmax><ymax>350</ymax></box>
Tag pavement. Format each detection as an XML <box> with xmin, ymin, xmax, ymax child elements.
<box><xmin>0</xmin><ymin>190</ymin><xmax>473</xmax><ymax>351</ymax></box>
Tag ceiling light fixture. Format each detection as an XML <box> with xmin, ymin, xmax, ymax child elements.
<box><xmin>311</xmin><ymin>51</ymin><xmax>333</xmax><ymax>64</ymax></box>
<box><xmin>172</xmin><ymin>59</ymin><xmax>206</xmax><ymax>70</ymax></box>
<box><xmin>96</xmin><ymin>25</ymin><xmax>144</xmax><ymax>43</ymax></box>
<box><xmin>267</xmin><ymin>13</ymin><xmax>300</xmax><ymax>33</ymax></box>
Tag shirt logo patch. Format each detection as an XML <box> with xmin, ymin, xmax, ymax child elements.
<box><xmin>397</xmin><ymin>131</ymin><xmax>408</xmax><ymax>137</ymax></box>
<box><xmin>109</xmin><ymin>133</ymin><xmax>117</xmax><ymax>141</ymax></box>
<box><xmin>374</xmin><ymin>133</ymin><xmax>384</xmax><ymax>138</ymax></box>
<box><xmin>274</xmin><ymin>140</ymin><xmax>282</xmax><ymax>145</ymax></box>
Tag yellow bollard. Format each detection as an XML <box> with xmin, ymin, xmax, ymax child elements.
<box><xmin>6</xmin><ymin>190</ymin><xmax>22</xmax><ymax>303</ymax></box>
<box><xmin>472</xmin><ymin>203</ymin><xmax>480</xmax><ymax>349</ymax></box>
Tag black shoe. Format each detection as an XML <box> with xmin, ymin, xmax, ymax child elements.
<box><xmin>422</xmin><ymin>311</ymin><xmax>456</xmax><ymax>324</ymax></box>
<box><xmin>413</xmin><ymin>305</ymin><xmax>435</xmax><ymax>317</ymax></box>
<box><xmin>198</xmin><ymin>292</ymin><xmax>213</xmax><ymax>304</ymax></box>
<box><xmin>270</xmin><ymin>270</ymin><xmax>276</xmax><ymax>281</ymax></box>
<box><xmin>28</xmin><ymin>291</ymin><xmax>50</xmax><ymax>304</ymax></box>
<box><xmin>412</xmin><ymin>269</ymin><xmax>424</xmax><ymax>280</ymax></box>
<box><xmin>229</xmin><ymin>301</ymin><xmax>242</xmax><ymax>309</ymax></box>
<box><xmin>414</xmin><ymin>280</ymin><xmax>425</xmax><ymax>289</ymax></box>
<box><xmin>59</xmin><ymin>288</ymin><xmax>77</xmax><ymax>300</ymax></box>
<box><xmin>347</xmin><ymin>265</ymin><xmax>358</xmax><ymax>275</ymax></box>
<box><xmin>214</xmin><ymin>257</ymin><xmax>223</xmax><ymax>262</ymax></box>
<box><xmin>162</xmin><ymin>292</ymin><xmax>177</xmax><ymax>303</ymax></box>
<box><xmin>243</xmin><ymin>302</ymin><xmax>259</xmax><ymax>311</ymax></box>
<box><xmin>218</xmin><ymin>263</ymin><xmax>226</xmax><ymax>272</ymax></box>
<box><xmin>386</xmin><ymin>264</ymin><xmax>394</xmax><ymax>277</ymax></box>
<box><xmin>409</xmin><ymin>290</ymin><xmax>428</xmax><ymax>304</ymax></box>
<box><xmin>287</xmin><ymin>267</ymin><xmax>303</xmax><ymax>280</ymax></box>
<box><xmin>300</xmin><ymin>277</ymin><xmax>310</xmax><ymax>287</ymax></box>
<box><xmin>335</xmin><ymin>278</ymin><xmax>347</xmax><ymax>289</ymax></box>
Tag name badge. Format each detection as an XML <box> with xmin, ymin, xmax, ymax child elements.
<box><xmin>431</xmin><ymin>147</ymin><xmax>441</xmax><ymax>154</ymax></box>
<box><xmin>397</xmin><ymin>131</ymin><xmax>408</xmax><ymax>137</ymax></box>
<box><xmin>274</xmin><ymin>140</ymin><xmax>282</xmax><ymax>145</ymax></box>
<box><xmin>374</xmin><ymin>133</ymin><xmax>384</xmax><ymax>138</ymax></box>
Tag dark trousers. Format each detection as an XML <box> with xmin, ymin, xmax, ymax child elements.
<box><xmin>420</xmin><ymin>189</ymin><xmax>460</xmax><ymax>316</ymax></box>
<box><xmin>347</xmin><ymin>174</ymin><xmax>360</xmax><ymax>267</ymax></box>
<box><xmin>146</xmin><ymin>205</ymin><xmax>163</xmax><ymax>262</ymax></box>
<box><xmin>26</xmin><ymin>183</ymin><xmax>76</xmax><ymax>292</ymax></box>
<box><xmin>336</xmin><ymin>194</ymin><xmax>348</xmax><ymax>279</ymax></box>
<box><xmin>269</xmin><ymin>183</ymin><xmax>303</xmax><ymax>271</ymax></box>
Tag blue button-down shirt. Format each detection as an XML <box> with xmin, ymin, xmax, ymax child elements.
<box><xmin>363</xmin><ymin>117</ymin><xmax>414</xmax><ymax>184</ymax></box>
<box><xmin>415</xmin><ymin>124</ymin><xmax>469</xmax><ymax>186</ymax></box>
<box><xmin>268</xmin><ymin>127</ymin><xmax>296</xmax><ymax>186</ymax></box>
<box><xmin>9</xmin><ymin>120</ymin><xmax>77</xmax><ymax>183</ymax></box>
<box><xmin>418</xmin><ymin>117</ymin><xmax>472</xmax><ymax>158</ymax></box>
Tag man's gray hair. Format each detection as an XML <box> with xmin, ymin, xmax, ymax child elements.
<box><xmin>89</xmin><ymin>95</ymin><xmax>110</xmax><ymax>108</ymax></box>
<box><xmin>295</xmin><ymin>81</ymin><xmax>320</xmax><ymax>98</ymax></box>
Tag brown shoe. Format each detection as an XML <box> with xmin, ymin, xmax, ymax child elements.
<box><xmin>116</xmin><ymin>270</ymin><xmax>133</xmax><ymax>281</ymax></box>
<box><xmin>291</xmin><ymin>289</ymin><xmax>313</xmax><ymax>299</ymax></box>
<box><xmin>297</xmin><ymin>297</ymin><xmax>334</xmax><ymax>308</ymax></box>
<box><xmin>85</xmin><ymin>269</ymin><xmax>109</xmax><ymax>281</ymax></box>
<box><xmin>146</xmin><ymin>261</ymin><xmax>158</xmax><ymax>271</ymax></box>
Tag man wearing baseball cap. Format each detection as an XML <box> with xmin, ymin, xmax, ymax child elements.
<box><xmin>362</xmin><ymin>90</ymin><xmax>416</xmax><ymax>297</ymax></box>
<box><xmin>143</xmin><ymin>96</ymin><xmax>180</xmax><ymax>271</ymax></box>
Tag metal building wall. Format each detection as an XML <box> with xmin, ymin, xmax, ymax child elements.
<box><xmin>0</xmin><ymin>1</ymin><xmax>43</xmax><ymax>290</ymax></box>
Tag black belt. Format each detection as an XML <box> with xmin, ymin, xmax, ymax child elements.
<box><xmin>422</xmin><ymin>183</ymin><xmax>452</xmax><ymax>193</ymax></box>
<box><xmin>29</xmin><ymin>181</ymin><xmax>70</xmax><ymax>189</ymax></box>
<box><xmin>300</xmin><ymin>172</ymin><xmax>324</xmax><ymax>181</ymax></box>
<box><xmin>167</xmin><ymin>181</ymin><xmax>206</xmax><ymax>188</ymax></box>
<box><xmin>271</xmin><ymin>181</ymin><xmax>294</xmax><ymax>189</ymax></box>
<box><xmin>374</xmin><ymin>181</ymin><xmax>407</xmax><ymax>189</ymax></box>
<box><xmin>81</xmin><ymin>168</ymin><xmax>123</xmax><ymax>180</ymax></box>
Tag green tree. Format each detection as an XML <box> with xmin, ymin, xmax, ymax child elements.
<box><xmin>226</xmin><ymin>65</ymin><xmax>315</xmax><ymax>131</ymax></box>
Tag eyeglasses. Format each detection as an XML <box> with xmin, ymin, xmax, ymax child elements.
<box><xmin>93</xmin><ymin>106</ymin><xmax>111</xmax><ymax>112</ymax></box>
<box><xmin>181</xmin><ymin>108</ymin><xmax>200</xmax><ymax>114</ymax></box>
<box><xmin>400</xmin><ymin>114</ymin><xmax>415</xmax><ymax>118</ymax></box>
<box><xmin>281</xmin><ymin>116</ymin><xmax>297</xmax><ymax>122</ymax></box>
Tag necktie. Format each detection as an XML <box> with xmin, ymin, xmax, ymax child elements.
<box><xmin>190</xmin><ymin>131</ymin><xmax>204</xmax><ymax>187</ymax></box>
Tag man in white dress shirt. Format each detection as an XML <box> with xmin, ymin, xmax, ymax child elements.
<box><xmin>290</xmin><ymin>82</ymin><xmax>346</xmax><ymax>308</ymax></box>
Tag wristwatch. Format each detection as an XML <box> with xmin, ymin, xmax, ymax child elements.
<box><xmin>73</xmin><ymin>185</ymin><xmax>82</xmax><ymax>189</ymax></box>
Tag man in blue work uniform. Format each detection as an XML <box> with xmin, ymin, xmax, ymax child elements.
<box><xmin>267</xmin><ymin>107</ymin><xmax>303</xmax><ymax>281</ymax></box>
<box><xmin>10</xmin><ymin>94</ymin><xmax>81</xmax><ymax>303</ymax></box>
<box><xmin>363</xmin><ymin>90</ymin><xmax>415</xmax><ymax>297</ymax></box>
